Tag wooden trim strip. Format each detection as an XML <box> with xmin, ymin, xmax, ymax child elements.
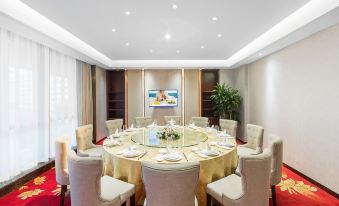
<box><xmin>199</xmin><ymin>69</ymin><xmax>202</xmax><ymax>117</ymax></box>
<box><xmin>125</xmin><ymin>70</ymin><xmax>128</xmax><ymax>126</ymax></box>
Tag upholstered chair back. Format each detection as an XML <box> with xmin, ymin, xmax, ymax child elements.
<box><xmin>164</xmin><ymin>116</ymin><xmax>181</xmax><ymax>125</ymax></box>
<box><xmin>136</xmin><ymin>116</ymin><xmax>152</xmax><ymax>128</ymax></box>
<box><xmin>246</xmin><ymin>124</ymin><xmax>264</xmax><ymax>152</ymax></box>
<box><xmin>191</xmin><ymin>117</ymin><xmax>209</xmax><ymax>128</ymax></box>
<box><xmin>68</xmin><ymin>150</ymin><xmax>105</xmax><ymax>206</ymax></box>
<box><xmin>76</xmin><ymin>124</ymin><xmax>94</xmax><ymax>151</ymax></box>
<box><xmin>55</xmin><ymin>137</ymin><xmax>69</xmax><ymax>185</ymax></box>
<box><xmin>105</xmin><ymin>119</ymin><xmax>123</xmax><ymax>135</ymax></box>
<box><xmin>142</xmin><ymin>162</ymin><xmax>200</xmax><ymax>206</ymax></box>
<box><xmin>269</xmin><ymin>135</ymin><xmax>283</xmax><ymax>186</ymax></box>
<box><xmin>219</xmin><ymin>119</ymin><xmax>238</xmax><ymax>137</ymax></box>
<box><xmin>232</xmin><ymin>151</ymin><xmax>272</xmax><ymax>206</ymax></box>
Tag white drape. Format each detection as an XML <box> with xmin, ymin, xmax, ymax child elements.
<box><xmin>0</xmin><ymin>27</ymin><xmax>78</xmax><ymax>182</ymax></box>
<box><xmin>49</xmin><ymin>50</ymin><xmax>78</xmax><ymax>156</ymax></box>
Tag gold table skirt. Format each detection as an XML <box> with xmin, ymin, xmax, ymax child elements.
<box><xmin>103</xmin><ymin>129</ymin><xmax>238</xmax><ymax>206</ymax></box>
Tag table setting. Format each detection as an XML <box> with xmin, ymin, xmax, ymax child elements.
<box><xmin>102</xmin><ymin>124</ymin><xmax>238</xmax><ymax>206</ymax></box>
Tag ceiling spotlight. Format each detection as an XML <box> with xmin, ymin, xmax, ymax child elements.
<box><xmin>217</xmin><ymin>34</ymin><xmax>222</xmax><ymax>38</ymax></box>
<box><xmin>201</xmin><ymin>45</ymin><xmax>205</xmax><ymax>49</ymax></box>
<box><xmin>150</xmin><ymin>49</ymin><xmax>154</xmax><ymax>53</ymax></box>
<box><xmin>164</xmin><ymin>33</ymin><xmax>172</xmax><ymax>40</ymax></box>
<box><xmin>111</xmin><ymin>28</ymin><xmax>116</xmax><ymax>32</ymax></box>
<box><xmin>176</xmin><ymin>50</ymin><xmax>180</xmax><ymax>54</ymax></box>
<box><xmin>172</xmin><ymin>4</ymin><xmax>178</xmax><ymax>9</ymax></box>
<box><xmin>212</xmin><ymin>17</ymin><xmax>218</xmax><ymax>21</ymax></box>
<box><xmin>125</xmin><ymin>42</ymin><xmax>130</xmax><ymax>46</ymax></box>
<box><xmin>125</xmin><ymin>11</ymin><xmax>131</xmax><ymax>15</ymax></box>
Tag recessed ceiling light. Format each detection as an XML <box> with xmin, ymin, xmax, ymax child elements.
<box><xmin>111</xmin><ymin>28</ymin><xmax>116</xmax><ymax>32</ymax></box>
<box><xmin>201</xmin><ymin>45</ymin><xmax>205</xmax><ymax>49</ymax></box>
<box><xmin>212</xmin><ymin>17</ymin><xmax>218</xmax><ymax>21</ymax></box>
<box><xmin>176</xmin><ymin>50</ymin><xmax>180</xmax><ymax>54</ymax></box>
<box><xmin>258</xmin><ymin>52</ymin><xmax>263</xmax><ymax>56</ymax></box>
<box><xmin>172</xmin><ymin>4</ymin><xmax>178</xmax><ymax>9</ymax></box>
<box><xmin>125</xmin><ymin>42</ymin><xmax>130</xmax><ymax>46</ymax></box>
<box><xmin>125</xmin><ymin>11</ymin><xmax>131</xmax><ymax>15</ymax></box>
<box><xmin>164</xmin><ymin>33</ymin><xmax>172</xmax><ymax>40</ymax></box>
<box><xmin>217</xmin><ymin>34</ymin><xmax>222</xmax><ymax>38</ymax></box>
<box><xmin>150</xmin><ymin>49</ymin><xmax>154</xmax><ymax>53</ymax></box>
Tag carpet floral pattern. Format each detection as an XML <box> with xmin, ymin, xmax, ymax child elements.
<box><xmin>0</xmin><ymin>166</ymin><xmax>338</xmax><ymax>205</ymax></box>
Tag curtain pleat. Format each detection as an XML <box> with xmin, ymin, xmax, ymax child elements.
<box><xmin>0</xmin><ymin>27</ymin><xmax>78</xmax><ymax>182</ymax></box>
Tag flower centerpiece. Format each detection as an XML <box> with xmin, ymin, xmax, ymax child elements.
<box><xmin>157</xmin><ymin>127</ymin><xmax>180</xmax><ymax>140</ymax></box>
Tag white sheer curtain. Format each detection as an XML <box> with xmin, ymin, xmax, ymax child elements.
<box><xmin>49</xmin><ymin>50</ymin><xmax>78</xmax><ymax>156</ymax></box>
<box><xmin>0</xmin><ymin>27</ymin><xmax>78</xmax><ymax>182</ymax></box>
<box><xmin>0</xmin><ymin>28</ymin><xmax>50</xmax><ymax>182</ymax></box>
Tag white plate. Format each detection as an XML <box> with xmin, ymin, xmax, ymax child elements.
<box><xmin>159</xmin><ymin>149</ymin><xmax>167</xmax><ymax>154</ymax></box>
<box><xmin>111</xmin><ymin>134</ymin><xmax>121</xmax><ymax>138</ymax></box>
<box><xmin>155</xmin><ymin>154</ymin><xmax>164</xmax><ymax>162</ymax></box>
<box><xmin>125</xmin><ymin>128</ymin><xmax>138</xmax><ymax>132</ymax></box>
<box><xmin>103</xmin><ymin>140</ymin><xmax>120</xmax><ymax>147</ymax></box>
<box><xmin>218</xmin><ymin>133</ymin><xmax>231</xmax><ymax>138</ymax></box>
<box><xmin>164</xmin><ymin>153</ymin><xmax>182</xmax><ymax>162</ymax></box>
<box><xmin>201</xmin><ymin>149</ymin><xmax>219</xmax><ymax>156</ymax></box>
<box><xmin>123</xmin><ymin>150</ymin><xmax>142</xmax><ymax>158</ymax></box>
<box><xmin>218</xmin><ymin>142</ymin><xmax>235</xmax><ymax>147</ymax></box>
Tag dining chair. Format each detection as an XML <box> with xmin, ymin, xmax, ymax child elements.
<box><xmin>76</xmin><ymin>124</ymin><xmax>102</xmax><ymax>157</ymax></box>
<box><xmin>68</xmin><ymin>150</ymin><xmax>135</xmax><ymax>206</ymax></box>
<box><xmin>141</xmin><ymin>161</ymin><xmax>200</xmax><ymax>206</ymax></box>
<box><xmin>191</xmin><ymin>117</ymin><xmax>209</xmax><ymax>127</ymax></box>
<box><xmin>268</xmin><ymin>135</ymin><xmax>283</xmax><ymax>206</ymax></box>
<box><xmin>237</xmin><ymin>124</ymin><xmax>264</xmax><ymax>156</ymax></box>
<box><xmin>106</xmin><ymin>119</ymin><xmax>123</xmax><ymax>136</ymax></box>
<box><xmin>206</xmin><ymin>150</ymin><xmax>272</xmax><ymax>206</ymax></box>
<box><xmin>164</xmin><ymin>116</ymin><xmax>181</xmax><ymax>125</ymax></box>
<box><xmin>55</xmin><ymin>137</ymin><xmax>70</xmax><ymax>206</ymax></box>
<box><xmin>219</xmin><ymin>119</ymin><xmax>238</xmax><ymax>137</ymax></box>
<box><xmin>135</xmin><ymin>116</ymin><xmax>152</xmax><ymax>128</ymax></box>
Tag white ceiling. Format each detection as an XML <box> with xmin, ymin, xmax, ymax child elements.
<box><xmin>20</xmin><ymin>0</ymin><xmax>310</xmax><ymax>61</ymax></box>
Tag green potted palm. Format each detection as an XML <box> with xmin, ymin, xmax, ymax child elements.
<box><xmin>210</xmin><ymin>83</ymin><xmax>242</xmax><ymax>122</ymax></box>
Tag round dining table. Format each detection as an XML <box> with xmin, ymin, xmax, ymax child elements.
<box><xmin>102</xmin><ymin>125</ymin><xmax>238</xmax><ymax>206</ymax></box>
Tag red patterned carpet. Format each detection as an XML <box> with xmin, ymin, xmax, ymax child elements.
<box><xmin>0</xmin><ymin>165</ymin><xmax>338</xmax><ymax>206</ymax></box>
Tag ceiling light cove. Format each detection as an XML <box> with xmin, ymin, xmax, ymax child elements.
<box><xmin>164</xmin><ymin>33</ymin><xmax>172</xmax><ymax>40</ymax></box>
<box><xmin>4</xmin><ymin>0</ymin><xmax>339</xmax><ymax>68</ymax></box>
<box><xmin>149</xmin><ymin>49</ymin><xmax>154</xmax><ymax>53</ymax></box>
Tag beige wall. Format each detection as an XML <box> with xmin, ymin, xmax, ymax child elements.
<box><xmin>144</xmin><ymin>69</ymin><xmax>182</xmax><ymax>125</ymax></box>
<box><xmin>243</xmin><ymin>23</ymin><xmax>339</xmax><ymax>193</ymax></box>
<box><xmin>219</xmin><ymin>67</ymin><xmax>249</xmax><ymax>139</ymax></box>
<box><xmin>127</xmin><ymin>69</ymin><xmax>143</xmax><ymax>126</ymax></box>
<box><xmin>184</xmin><ymin>69</ymin><xmax>200</xmax><ymax>125</ymax></box>
<box><xmin>94</xmin><ymin>66</ymin><xmax>107</xmax><ymax>142</ymax></box>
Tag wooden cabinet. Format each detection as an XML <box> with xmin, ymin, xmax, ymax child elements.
<box><xmin>106</xmin><ymin>70</ymin><xmax>126</xmax><ymax>124</ymax></box>
<box><xmin>201</xmin><ymin>69</ymin><xmax>219</xmax><ymax>126</ymax></box>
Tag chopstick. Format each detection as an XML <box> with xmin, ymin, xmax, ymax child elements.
<box><xmin>138</xmin><ymin>151</ymin><xmax>148</xmax><ymax>160</ymax></box>
<box><xmin>183</xmin><ymin>152</ymin><xmax>189</xmax><ymax>162</ymax></box>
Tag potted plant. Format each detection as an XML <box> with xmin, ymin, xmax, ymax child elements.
<box><xmin>210</xmin><ymin>83</ymin><xmax>242</xmax><ymax>122</ymax></box>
